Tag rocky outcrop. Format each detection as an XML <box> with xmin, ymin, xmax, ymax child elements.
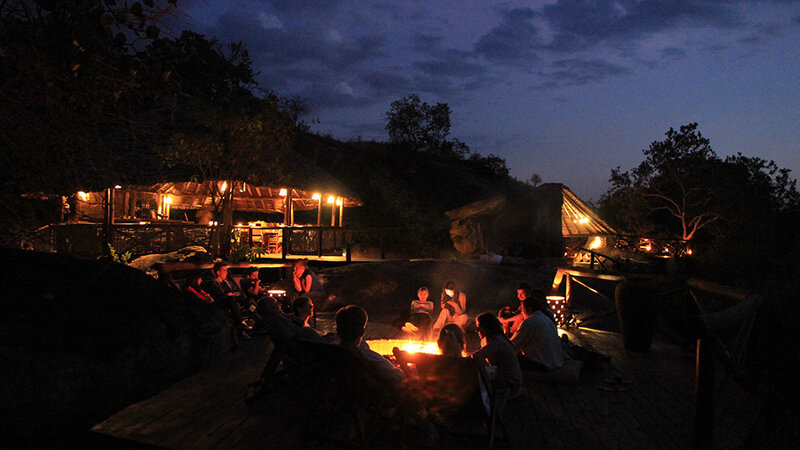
<box><xmin>446</xmin><ymin>183</ymin><xmax>564</xmax><ymax>259</ymax></box>
<box><xmin>0</xmin><ymin>248</ymin><xmax>231</xmax><ymax>445</ymax></box>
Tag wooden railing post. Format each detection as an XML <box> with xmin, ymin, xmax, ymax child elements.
<box><xmin>345</xmin><ymin>230</ymin><xmax>352</xmax><ymax>262</ymax></box>
<box><xmin>281</xmin><ymin>227</ymin><xmax>288</xmax><ymax>260</ymax></box>
<box><xmin>694</xmin><ymin>336</ymin><xmax>715</xmax><ymax>449</ymax></box>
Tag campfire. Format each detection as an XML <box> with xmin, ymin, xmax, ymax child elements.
<box><xmin>365</xmin><ymin>339</ymin><xmax>440</xmax><ymax>356</ymax></box>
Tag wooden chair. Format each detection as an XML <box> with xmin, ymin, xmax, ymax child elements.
<box><xmin>393</xmin><ymin>349</ymin><xmax>511</xmax><ymax>449</ymax></box>
<box><xmin>291</xmin><ymin>338</ymin><xmax>433</xmax><ymax>448</ymax></box>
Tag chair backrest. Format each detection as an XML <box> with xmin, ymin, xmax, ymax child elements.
<box><xmin>393</xmin><ymin>349</ymin><xmax>481</xmax><ymax>416</ymax></box>
<box><xmin>292</xmin><ymin>338</ymin><xmax>400</xmax><ymax>407</ymax></box>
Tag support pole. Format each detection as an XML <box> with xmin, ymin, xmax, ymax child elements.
<box><xmin>694</xmin><ymin>337</ymin><xmax>715</xmax><ymax>449</ymax></box>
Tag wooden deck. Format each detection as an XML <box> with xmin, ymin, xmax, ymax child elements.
<box><xmin>91</xmin><ymin>316</ymin><xmax>762</xmax><ymax>449</ymax></box>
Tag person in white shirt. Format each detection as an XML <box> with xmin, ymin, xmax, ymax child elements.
<box><xmin>432</xmin><ymin>281</ymin><xmax>468</xmax><ymax>337</ymax></box>
<box><xmin>511</xmin><ymin>297</ymin><xmax>565</xmax><ymax>371</ymax></box>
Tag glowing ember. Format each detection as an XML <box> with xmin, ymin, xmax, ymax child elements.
<box><xmin>267</xmin><ymin>289</ymin><xmax>286</xmax><ymax>297</ymax></box>
<box><xmin>365</xmin><ymin>339</ymin><xmax>441</xmax><ymax>356</ymax></box>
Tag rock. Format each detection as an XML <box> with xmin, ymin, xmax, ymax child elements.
<box><xmin>128</xmin><ymin>245</ymin><xmax>212</xmax><ymax>275</ymax></box>
<box><xmin>446</xmin><ymin>183</ymin><xmax>564</xmax><ymax>259</ymax></box>
<box><xmin>0</xmin><ymin>248</ymin><xmax>231</xmax><ymax>445</ymax></box>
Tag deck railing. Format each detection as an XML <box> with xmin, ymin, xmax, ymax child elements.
<box><xmin>35</xmin><ymin>222</ymin><xmax>405</xmax><ymax>260</ymax></box>
<box><xmin>552</xmin><ymin>266</ymin><xmax>763</xmax><ymax>449</ymax></box>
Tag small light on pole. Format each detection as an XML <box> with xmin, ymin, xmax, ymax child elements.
<box><xmin>312</xmin><ymin>193</ymin><xmax>322</xmax><ymax>226</ymax></box>
<box><xmin>336</xmin><ymin>197</ymin><xmax>343</xmax><ymax>227</ymax></box>
<box><xmin>327</xmin><ymin>195</ymin><xmax>336</xmax><ymax>226</ymax></box>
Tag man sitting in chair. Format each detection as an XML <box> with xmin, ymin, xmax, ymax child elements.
<box><xmin>336</xmin><ymin>305</ymin><xmax>404</xmax><ymax>384</ymax></box>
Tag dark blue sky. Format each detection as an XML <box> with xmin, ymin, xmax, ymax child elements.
<box><xmin>167</xmin><ymin>1</ymin><xmax>800</xmax><ymax>200</ymax></box>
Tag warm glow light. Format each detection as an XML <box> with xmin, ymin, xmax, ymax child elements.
<box><xmin>335</xmin><ymin>198</ymin><xmax>343</xmax><ymax>206</ymax></box>
<box><xmin>236</xmin><ymin>223</ymin><xmax>243</xmax><ymax>227</ymax></box>
<box><xmin>138</xmin><ymin>221</ymin><xmax>147</xmax><ymax>225</ymax></box>
<box><xmin>279</xmin><ymin>188</ymin><xmax>288</xmax><ymax>197</ymax></box>
<box><xmin>588</xmin><ymin>236</ymin><xmax>602</xmax><ymax>250</ymax></box>
<box><xmin>327</xmin><ymin>195</ymin><xmax>335</xmax><ymax>204</ymax></box>
<box><xmin>164</xmin><ymin>196</ymin><xmax>173</xmax><ymax>204</ymax></box>
<box><xmin>365</xmin><ymin>339</ymin><xmax>441</xmax><ymax>356</ymax></box>
<box><xmin>579</xmin><ymin>217</ymin><xmax>590</xmax><ymax>224</ymax></box>
<box><xmin>220</xmin><ymin>181</ymin><xmax>228</xmax><ymax>193</ymax></box>
<box><xmin>312</xmin><ymin>193</ymin><xmax>321</xmax><ymax>200</ymax></box>
<box><xmin>268</xmin><ymin>289</ymin><xmax>286</xmax><ymax>297</ymax></box>
<box><xmin>546</xmin><ymin>296</ymin><xmax>568</xmax><ymax>326</ymax></box>
<box><xmin>114</xmin><ymin>185</ymin><xmax>122</xmax><ymax>189</ymax></box>
<box><xmin>77</xmin><ymin>191</ymin><xmax>88</xmax><ymax>201</ymax></box>
<box><xmin>686</xmin><ymin>248</ymin><xmax>693</xmax><ymax>255</ymax></box>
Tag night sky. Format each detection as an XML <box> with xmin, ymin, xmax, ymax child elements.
<box><xmin>166</xmin><ymin>1</ymin><xmax>800</xmax><ymax>200</ymax></box>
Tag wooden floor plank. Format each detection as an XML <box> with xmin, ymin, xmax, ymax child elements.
<box><xmin>92</xmin><ymin>324</ymin><xmax>762</xmax><ymax>449</ymax></box>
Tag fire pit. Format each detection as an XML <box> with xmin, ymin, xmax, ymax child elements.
<box><xmin>365</xmin><ymin>339</ymin><xmax>440</xmax><ymax>356</ymax></box>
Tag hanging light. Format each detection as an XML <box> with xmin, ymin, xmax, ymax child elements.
<box><xmin>279</xmin><ymin>188</ymin><xmax>288</xmax><ymax>197</ymax></box>
<box><xmin>327</xmin><ymin>195</ymin><xmax>335</xmax><ymax>204</ymax></box>
<box><xmin>312</xmin><ymin>193</ymin><xmax>321</xmax><ymax>200</ymax></box>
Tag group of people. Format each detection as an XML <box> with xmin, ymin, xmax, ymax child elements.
<box><xmin>398</xmin><ymin>280</ymin><xmax>566</xmax><ymax>393</ymax></box>
<box><xmin>175</xmin><ymin>261</ymin><xmax>565</xmax><ymax>395</ymax></box>
<box><xmin>180</xmin><ymin>259</ymin><xmax>324</xmax><ymax>340</ymax></box>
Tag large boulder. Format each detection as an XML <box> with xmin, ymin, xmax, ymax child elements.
<box><xmin>447</xmin><ymin>183</ymin><xmax>564</xmax><ymax>259</ymax></box>
<box><xmin>0</xmin><ymin>248</ymin><xmax>232</xmax><ymax>446</ymax></box>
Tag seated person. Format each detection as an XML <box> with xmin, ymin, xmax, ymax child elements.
<box><xmin>206</xmin><ymin>262</ymin><xmax>250</xmax><ymax>339</ymax></box>
<box><xmin>402</xmin><ymin>286</ymin><xmax>434</xmax><ymax>339</ymax></box>
<box><xmin>336</xmin><ymin>304</ymin><xmax>404</xmax><ymax>384</ymax></box>
<box><xmin>437</xmin><ymin>323</ymin><xmax>466</xmax><ymax>357</ymax></box>
<box><xmin>511</xmin><ymin>297</ymin><xmax>565</xmax><ymax>372</ymax></box>
<box><xmin>240</xmin><ymin>267</ymin><xmax>266</xmax><ymax>304</ymax></box>
<box><xmin>498</xmin><ymin>282</ymin><xmax>532</xmax><ymax>336</ymax></box>
<box><xmin>291</xmin><ymin>296</ymin><xmax>314</xmax><ymax>328</ymax></box>
<box><xmin>292</xmin><ymin>259</ymin><xmax>323</xmax><ymax>327</ymax></box>
<box><xmin>292</xmin><ymin>259</ymin><xmax>324</xmax><ymax>296</ymax></box>
<box><xmin>432</xmin><ymin>281</ymin><xmax>469</xmax><ymax>336</ymax></box>
<box><xmin>472</xmin><ymin>313</ymin><xmax>522</xmax><ymax>392</ymax></box>
<box><xmin>185</xmin><ymin>273</ymin><xmax>213</xmax><ymax>303</ymax></box>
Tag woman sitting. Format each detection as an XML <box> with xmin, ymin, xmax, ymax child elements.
<box><xmin>472</xmin><ymin>313</ymin><xmax>522</xmax><ymax>392</ymax></box>
<box><xmin>432</xmin><ymin>281</ymin><xmax>469</xmax><ymax>337</ymax></box>
<box><xmin>185</xmin><ymin>274</ymin><xmax>214</xmax><ymax>304</ymax></box>
<box><xmin>402</xmin><ymin>286</ymin><xmax>435</xmax><ymax>339</ymax></box>
<box><xmin>437</xmin><ymin>323</ymin><xmax>466</xmax><ymax>357</ymax></box>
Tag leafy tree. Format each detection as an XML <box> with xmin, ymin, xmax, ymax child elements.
<box><xmin>385</xmin><ymin>93</ymin><xmax>468</xmax><ymax>157</ymax></box>
<box><xmin>0</xmin><ymin>0</ymin><xmax>178</xmax><ymax>247</ymax></box>
<box><xmin>0</xmin><ymin>0</ymin><xmax>178</xmax><ymax>195</ymax></box>
<box><xmin>529</xmin><ymin>173</ymin><xmax>542</xmax><ymax>187</ymax></box>
<box><xmin>601</xmin><ymin>123</ymin><xmax>725</xmax><ymax>241</ymax></box>
<box><xmin>157</xmin><ymin>33</ymin><xmax>300</xmax><ymax>255</ymax></box>
<box><xmin>600</xmin><ymin>122</ymin><xmax>799</xmax><ymax>249</ymax></box>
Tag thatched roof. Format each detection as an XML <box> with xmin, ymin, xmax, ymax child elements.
<box><xmin>561</xmin><ymin>185</ymin><xmax>615</xmax><ymax>237</ymax></box>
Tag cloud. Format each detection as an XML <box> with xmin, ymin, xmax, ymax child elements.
<box><xmin>661</xmin><ymin>46</ymin><xmax>687</xmax><ymax>61</ymax></box>
<box><xmin>538</xmin><ymin>58</ymin><xmax>632</xmax><ymax>88</ymax></box>
<box><xmin>473</xmin><ymin>8</ymin><xmax>541</xmax><ymax>65</ymax></box>
<box><xmin>540</xmin><ymin>0</ymin><xmax>745</xmax><ymax>52</ymax></box>
<box><xmin>739</xmin><ymin>22</ymin><xmax>784</xmax><ymax>45</ymax></box>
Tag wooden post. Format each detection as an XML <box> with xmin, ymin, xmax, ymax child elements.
<box><xmin>346</xmin><ymin>230</ymin><xmax>352</xmax><ymax>262</ymax></box>
<box><xmin>565</xmin><ymin>273</ymin><xmax>572</xmax><ymax>306</ymax></box>
<box><xmin>317</xmin><ymin>227</ymin><xmax>324</xmax><ymax>257</ymax></box>
<box><xmin>102</xmin><ymin>188</ymin><xmax>113</xmax><ymax>254</ymax></box>
<box><xmin>281</xmin><ymin>227</ymin><xmax>288</xmax><ymax>260</ymax></box>
<box><xmin>694</xmin><ymin>337</ymin><xmax>715</xmax><ymax>449</ymax></box>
